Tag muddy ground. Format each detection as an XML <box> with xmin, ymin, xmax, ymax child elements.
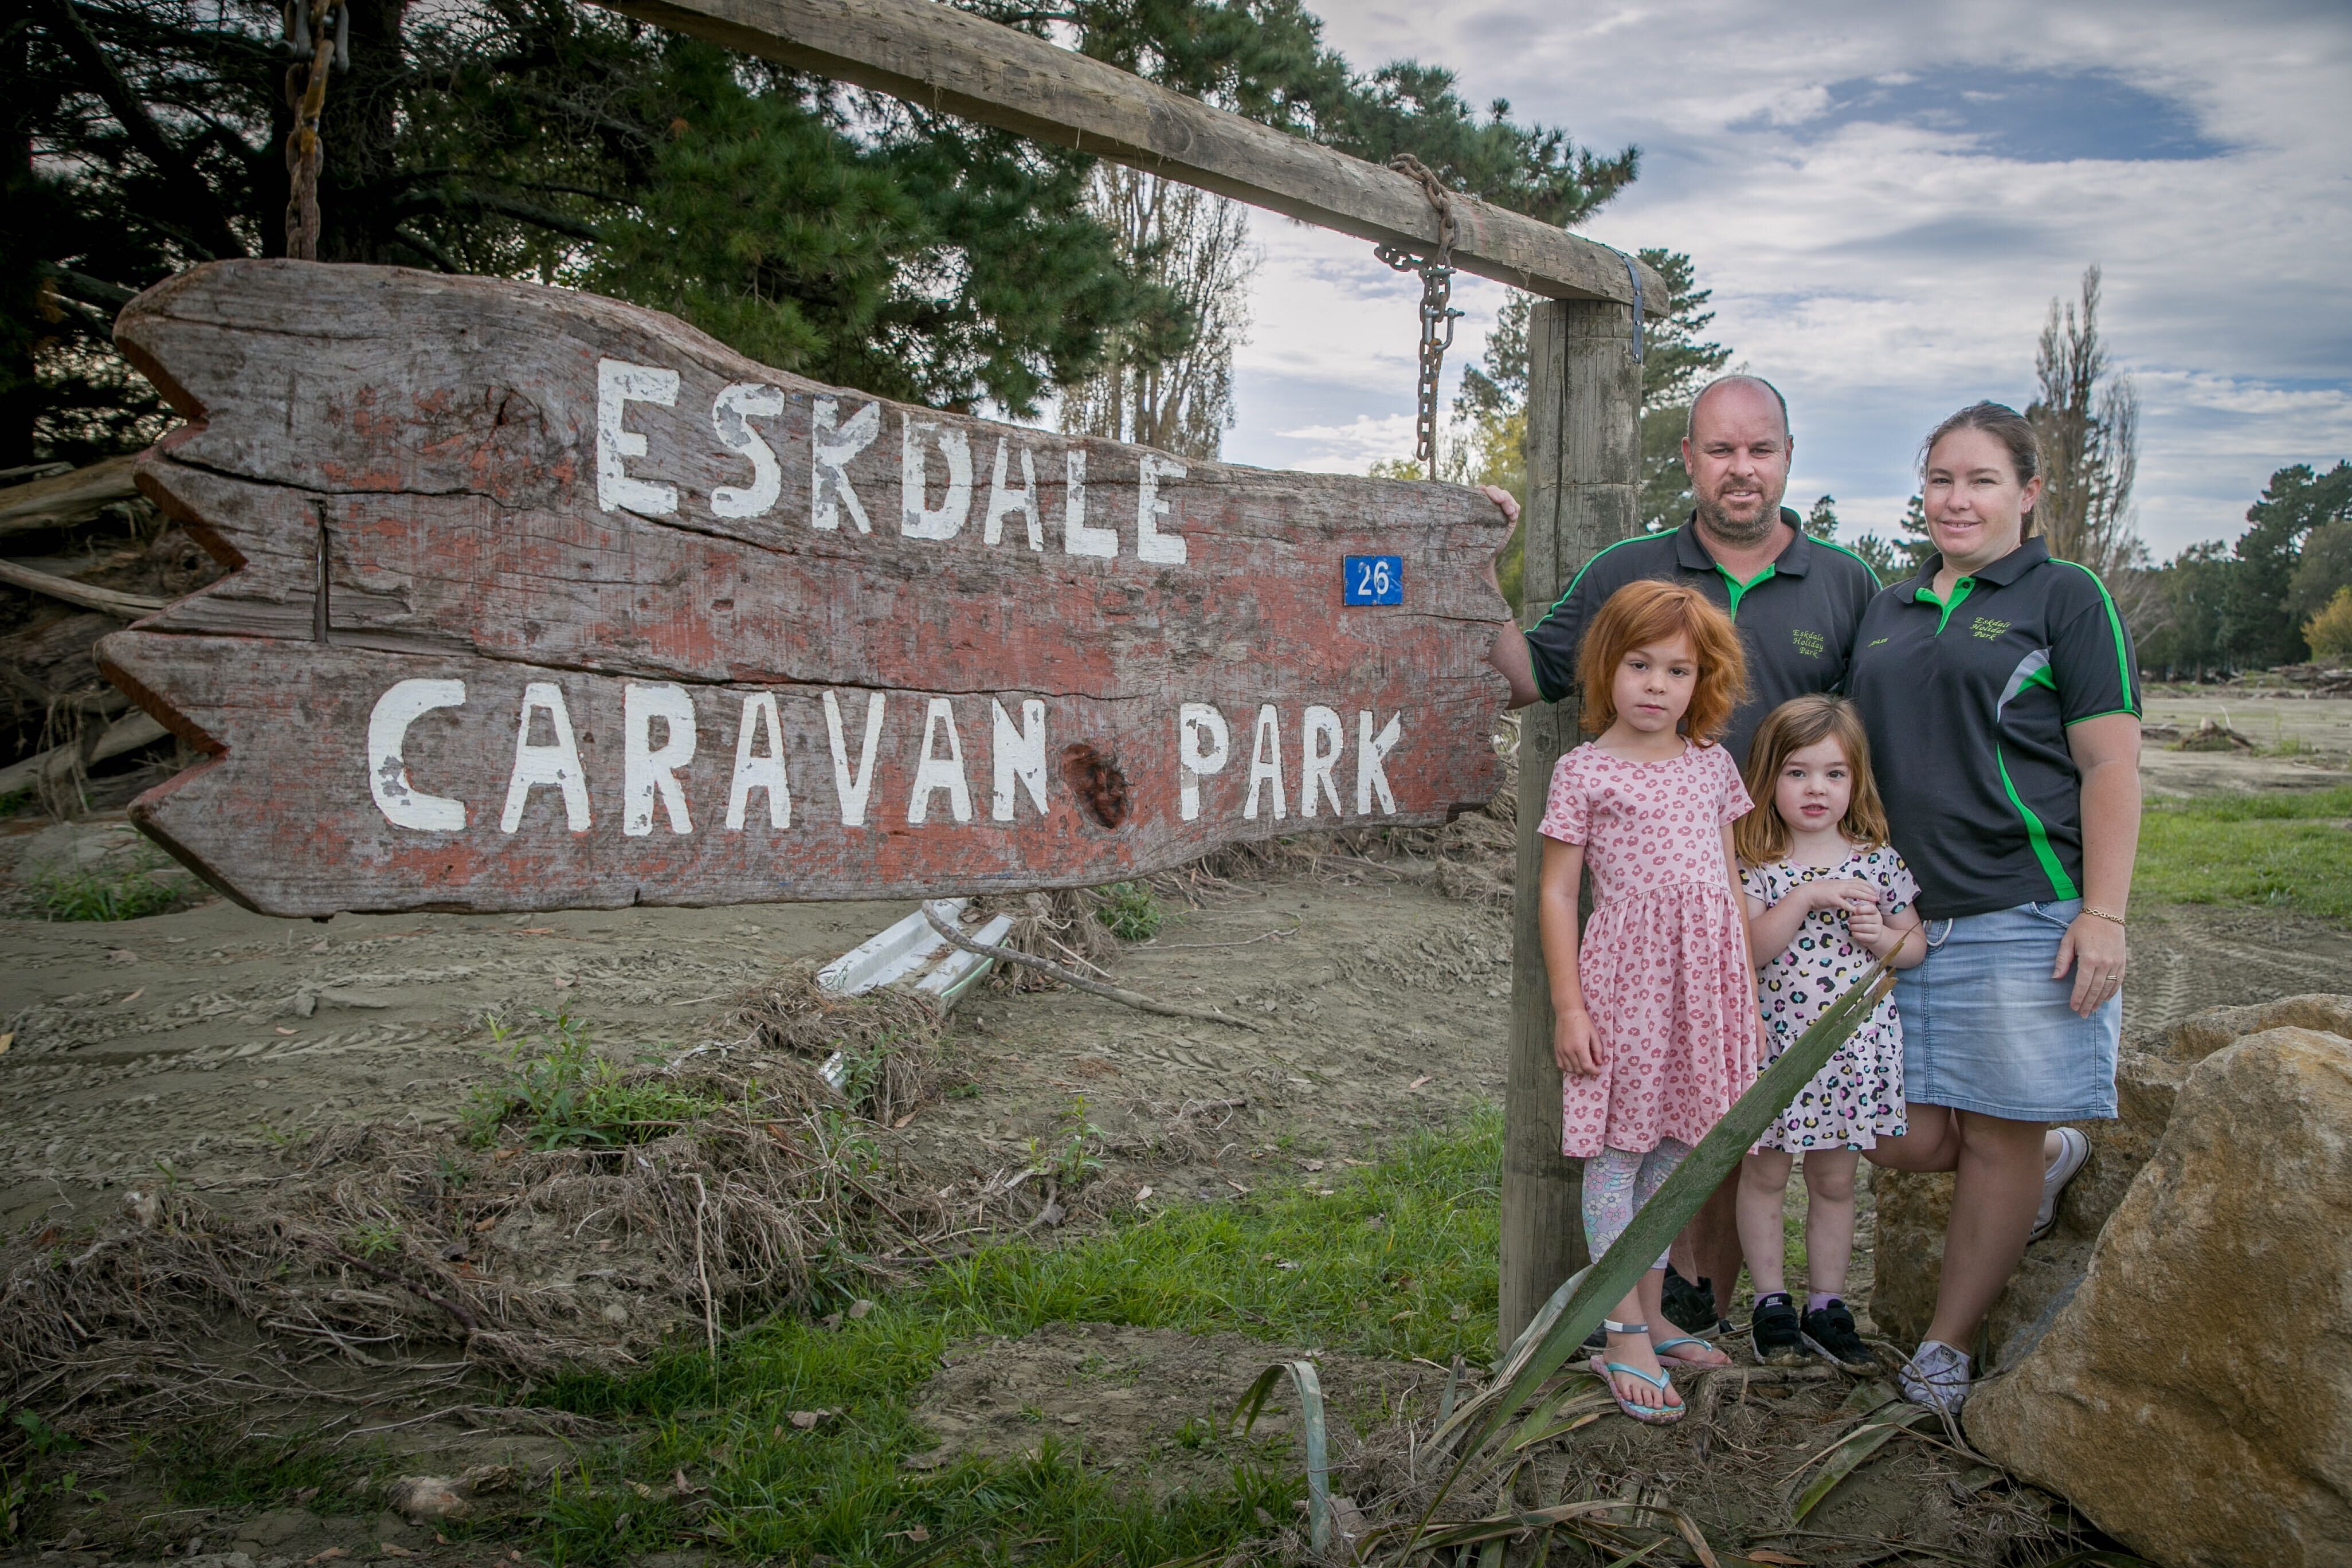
<box><xmin>5</xmin><ymin>714</ymin><xmax>2351</xmax><ymax>1565</ymax></box>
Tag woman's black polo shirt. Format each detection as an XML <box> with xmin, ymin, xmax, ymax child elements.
<box><xmin>1847</xmin><ymin>538</ymin><xmax>2137</xmax><ymax>919</ymax></box>
<box><xmin>1523</xmin><ymin>511</ymin><xmax>1883</xmax><ymax>766</ymax></box>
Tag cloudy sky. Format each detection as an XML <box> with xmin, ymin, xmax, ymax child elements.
<box><xmin>1218</xmin><ymin>0</ymin><xmax>2352</xmax><ymax>562</ymax></box>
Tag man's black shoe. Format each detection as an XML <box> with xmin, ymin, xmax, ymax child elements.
<box><xmin>1801</xmin><ymin>1300</ymin><xmax>1876</xmax><ymax>1371</ymax></box>
<box><xmin>1660</xmin><ymin>1267</ymin><xmax>1718</xmax><ymax>1335</ymax></box>
<box><xmin>1749</xmin><ymin>1291</ymin><xmax>1805</xmax><ymax>1365</ymax></box>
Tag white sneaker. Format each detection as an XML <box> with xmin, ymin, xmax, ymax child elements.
<box><xmin>1899</xmin><ymin>1339</ymin><xmax>1971</xmax><ymax>1412</ymax></box>
<box><xmin>2032</xmin><ymin>1126</ymin><xmax>2091</xmax><ymax>1242</ymax></box>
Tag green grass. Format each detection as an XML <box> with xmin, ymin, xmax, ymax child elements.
<box><xmin>29</xmin><ymin>859</ymin><xmax>188</xmax><ymax>922</ymax></box>
<box><xmin>463</xmin><ymin>1014</ymin><xmax>723</xmax><ymax>1150</ymax></box>
<box><xmin>519</xmin><ymin>1108</ymin><xmax>1507</xmax><ymax>1565</ymax></box>
<box><xmin>2135</xmin><ymin>786</ymin><xmax>2352</xmax><ymax>921</ymax></box>
<box><xmin>1094</xmin><ymin>883</ymin><xmax>1164</xmax><ymax>943</ymax></box>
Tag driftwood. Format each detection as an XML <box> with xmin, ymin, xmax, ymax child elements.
<box><xmin>0</xmin><ymin>556</ymin><xmax>164</xmax><ymax>618</ymax></box>
<box><xmin>919</xmin><ymin>902</ymin><xmax>1260</xmax><ymax>1032</ymax></box>
<box><xmin>101</xmin><ymin>261</ymin><xmax>1511</xmax><ymax>916</ymax></box>
<box><xmin>0</xmin><ymin>454</ymin><xmax>141</xmax><ymax>537</ymax></box>
<box><xmin>0</xmin><ymin>711</ymin><xmax>170</xmax><ymax>798</ymax></box>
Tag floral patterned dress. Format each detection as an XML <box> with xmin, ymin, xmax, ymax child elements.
<box><xmin>1538</xmin><ymin>740</ymin><xmax>1761</xmax><ymax>1159</ymax></box>
<box><xmin>1742</xmin><ymin>845</ymin><xmax>1916</xmax><ymax>1151</ymax></box>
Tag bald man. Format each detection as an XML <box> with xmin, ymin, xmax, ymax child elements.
<box><xmin>1485</xmin><ymin>374</ymin><xmax>1882</xmax><ymax>1340</ymax></box>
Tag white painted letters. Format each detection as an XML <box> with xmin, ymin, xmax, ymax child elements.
<box><xmin>1357</xmin><ymin>709</ymin><xmax>1401</xmax><ymax>816</ymax></box>
<box><xmin>1244</xmin><ymin>704</ymin><xmax>1287</xmax><ymax>821</ymax></box>
<box><xmin>1301</xmin><ymin>705</ymin><xmax>1345</xmax><ymax>817</ymax></box>
<box><xmin>725</xmin><ymin>692</ymin><xmax>791</xmax><ymax>831</ymax></box>
<box><xmin>1135</xmin><ymin>454</ymin><xmax>1189</xmax><ymax>565</ymax></box>
<box><xmin>908</xmin><ymin>697</ymin><xmax>974</xmax><ymax>824</ymax></box>
<box><xmin>991</xmin><ymin>698</ymin><xmax>1049</xmax><ymax>821</ymax></box>
<box><xmin>901</xmin><ymin>416</ymin><xmax>974</xmax><ymax>540</ymax></box>
<box><xmin>1063</xmin><ymin>448</ymin><xmax>1117</xmax><ymax>557</ymax></box>
<box><xmin>595</xmin><ymin>359</ymin><xmax>679</xmax><ymax>516</ymax></box>
<box><xmin>812</xmin><ymin>397</ymin><xmax>880</xmax><ymax>532</ymax></box>
<box><xmin>984</xmin><ymin>438</ymin><xmax>1043</xmax><ymax>549</ymax></box>
<box><xmin>823</xmin><ymin>690</ymin><xmax>887</xmax><ymax>827</ymax></box>
<box><xmin>710</xmin><ymin>382</ymin><xmax>785</xmax><ymax>520</ymax></box>
<box><xmin>623</xmin><ymin>683</ymin><xmax>697</xmax><ymax>837</ymax></box>
<box><xmin>500</xmin><ymin>682</ymin><xmax>592</xmax><ymax>833</ymax></box>
<box><xmin>1178</xmin><ymin>702</ymin><xmax>1230</xmax><ymax>822</ymax></box>
<box><xmin>367</xmin><ymin>679</ymin><xmax>468</xmax><ymax>832</ymax></box>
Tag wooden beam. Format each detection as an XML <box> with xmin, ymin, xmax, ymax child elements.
<box><xmin>0</xmin><ymin>555</ymin><xmax>165</xmax><ymax>618</ymax></box>
<box><xmin>592</xmin><ymin>0</ymin><xmax>1668</xmax><ymax>313</ymax></box>
<box><xmin>1498</xmin><ymin>297</ymin><xmax>1642</xmax><ymax>1351</ymax></box>
<box><xmin>0</xmin><ymin>454</ymin><xmax>141</xmax><ymax>537</ymax></box>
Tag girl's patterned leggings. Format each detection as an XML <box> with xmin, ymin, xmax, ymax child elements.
<box><xmin>1581</xmin><ymin>1138</ymin><xmax>1693</xmax><ymax>1272</ymax></box>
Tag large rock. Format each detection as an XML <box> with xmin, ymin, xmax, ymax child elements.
<box><xmin>1964</xmin><ymin>1025</ymin><xmax>2352</xmax><ymax>1567</ymax></box>
<box><xmin>1871</xmin><ymin>994</ymin><xmax>2352</xmax><ymax>1367</ymax></box>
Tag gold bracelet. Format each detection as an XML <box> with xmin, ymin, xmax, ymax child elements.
<box><xmin>2083</xmin><ymin>906</ymin><xmax>2127</xmax><ymax>927</ymax></box>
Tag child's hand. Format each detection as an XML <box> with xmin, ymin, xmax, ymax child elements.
<box><xmin>1553</xmin><ymin>1008</ymin><xmax>1602</xmax><ymax>1078</ymax></box>
<box><xmin>1845</xmin><ymin>894</ymin><xmax>1888</xmax><ymax>952</ymax></box>
<box><xmin>1808</xmin><ymin>877</ymin><xmax>1876</xmax><ymax>915</ymax></box>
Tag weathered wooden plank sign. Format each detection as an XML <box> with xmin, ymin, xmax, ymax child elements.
<box><xmin>101</xmin><ymin>260</ymin><xmax>1510</xmax><ymax>916</ymax></box>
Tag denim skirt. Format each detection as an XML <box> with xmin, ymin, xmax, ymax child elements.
<box><xmin>1892</xmin><ymin>898</ymin><xmax>2120</xmax><ymax>1122</ymax></box>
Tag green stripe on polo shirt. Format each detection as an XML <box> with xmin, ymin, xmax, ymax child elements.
<box><xmin>1997</xmin><ymin>740</ymin><xmax>2078</xmax><ymax>900</ymax></box>
<box><xmin>1915</xmin><ymin>576</ymin><xmax>1977</xmax><ymax>634</ymax></box>
<box><xmin>1716</xmin><ymin>562</ymin><xmax>1775</xmax><ymax>618</ymax></box>
<box><xmin>1811</xmin><ymin>535</ymin><xmax>1885</xmax><ymax>589</ymax></box>
<box><xmin>1542</xmin><ymin>531</ymin><xmax>1659</xmax><ymax>618</ymax></box>
<box><xmin>2053</xmin><ymin>557</ymin><xmax>2137</xmax><ymax>712</ymax></box>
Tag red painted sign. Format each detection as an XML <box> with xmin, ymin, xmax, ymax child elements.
<box><xmin>103</xmin><ymin>261</ymin><xmax>1510</xmax><ymax>916</ymax></box>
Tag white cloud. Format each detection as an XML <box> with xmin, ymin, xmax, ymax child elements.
<box><xmin>1216</xmin><ymin>0</ymin><xmax>2352</xmax><ymax>559</ymax></box>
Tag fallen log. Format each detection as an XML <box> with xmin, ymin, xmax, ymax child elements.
<box><xmin>0</xmin><ymin>454</ymin><xmax>142</xmax><ymax>538</ymax></box>
<box><xmin>0</xmin><ymin>556</ymin><xmax>165</xmax><ymax>618</ymax></box>
<box><xmin>0</xmin><ymin>710</ymin><xmax>170</xmax><ymax>799</ymax></box>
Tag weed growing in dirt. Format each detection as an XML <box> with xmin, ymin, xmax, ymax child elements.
<box><xmin>518</xmin><ymin>1110</ymin><xmax>1507</xmax><ymax>1565</ymax></box>
<box><xmin>29</xmin><ymin>857</ymin><xmax>187</xmax><ymax>922</ymax></box>
<box><xmin>142</xmin><ymin>1426</ymin><xmax>383</xmax><ymax>1518</ymax></box>
<box><xmin>1095</xmin><ymin>881</ymin><xmax>1163</xmax><ymax>942</ymax></box>
<box><xmin>1026</xmin><ymin>1095</ymin><xmax>1105</xmax><ymax>1188</ymax></box>
<box><xmin>463</xmin><ymin>1014</ymin><xmax>722</xmax><ymax>1150</ymax></box>
<box><xmin>0</xmin><ymin>787</ymin><xmax>33</xmax><ymax>820</ymax></box>
<box><xmin>2136</xmin><ymin>786</ymin><xmax>2352</xmax><ymax>920</ymax></box>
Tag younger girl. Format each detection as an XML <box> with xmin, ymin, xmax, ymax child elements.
<box><xmin>1538</xmin><ymin>579</ymin><xmax>1757</xmax><ymax>1424</ymax></box>
<box><xmin>1734</xmin><ymin>695</ymin><xmax>1926</xmax><ymax>1371</ymax></box>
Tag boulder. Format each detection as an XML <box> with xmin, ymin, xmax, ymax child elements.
<box><xmin>1870</xmin><ymin>994</ymin><xmax>2352</xmax><ymax>1367</ymax></box>
<box><xmin>1965</xmin><ymin>1025</ymin><xmax>2352</xmax><ymax>1567</ymax></box>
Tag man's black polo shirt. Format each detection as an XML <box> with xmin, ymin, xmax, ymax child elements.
<box><xmin>1846</xmin><ymin>537</ymin><xmax>2138</xmax><ymax>919</ymax></box>
<box><xmin>1524</xmin><ymin>509</ymin><xmax>1883</xmax><ymax>764</ymax></box>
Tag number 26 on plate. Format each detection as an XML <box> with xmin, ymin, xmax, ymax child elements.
<box><xmin>1343</xmin><ymin>555</ymin><xmax>1402</xmax><ymax>606</ymax></box>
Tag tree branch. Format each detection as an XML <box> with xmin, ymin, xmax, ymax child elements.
<box><xmin>920</xmin><ymin>903</ymin><xmax>1261</xmax><ymax>1030</ymax></box>
<box><xmin>40</xmin><ymin>0</ymin><xmax>249</xmax><ymax>261</ymax></box>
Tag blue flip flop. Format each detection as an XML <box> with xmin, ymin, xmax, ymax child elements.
<box><xmin>1589</xmin><ymin>1320</ymin><xmax>1685</xmax><ymax>1424</ymax></box>
<box><xmin>1651</xmin><ymin>1334</ymin><xmax>1730</xmax><ymax>1368</ymax></box>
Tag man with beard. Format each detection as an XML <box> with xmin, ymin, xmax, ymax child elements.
<box><xmin>1484</xmin><ymin>373</ymin><xmax>1882</xmax><ymax>1342</ymax></box>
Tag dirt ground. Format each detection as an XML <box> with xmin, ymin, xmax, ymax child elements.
<box><xmin>5</xmin><ymin>711</ymin><xmax>2351</xmax><ymax>1565</ymax></box>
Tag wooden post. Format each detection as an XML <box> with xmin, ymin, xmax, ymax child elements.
<box><xmin>1499</xmin><ymin>297</ymin><xmax>1643</xmax><ymax>1351</ymax></box>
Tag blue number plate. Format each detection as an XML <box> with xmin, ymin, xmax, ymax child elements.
<box><xmin>1343</xmin><ymin>555</ymin><xmax>1402</xmax><ymax>606</ymax></box>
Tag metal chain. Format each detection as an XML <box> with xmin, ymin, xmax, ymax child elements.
<box><xmin>1374</xmin><ymin>154</ymin><xmax>1464</xmax><ymax>480</ymax></box>
<box><xmin>281</xmin><ymin>0</ymin><xmax>348</xmax><ymax>261</ymax></box>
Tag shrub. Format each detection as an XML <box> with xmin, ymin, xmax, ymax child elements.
<box><xmin>2306</xmin><ymin>585</ymin><xmax>2352</xmax><ymax>660</ymax></box>
<box><xmin>1094</xmin><ymin>881</ymin><xmax>1162</xmax><ymax>942</ymax></box>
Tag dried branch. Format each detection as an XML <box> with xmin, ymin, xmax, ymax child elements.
<box><xmin>920</xmin><ymin>903</ymin><xmax>1261</xmax><ymax>1030</ymax></box>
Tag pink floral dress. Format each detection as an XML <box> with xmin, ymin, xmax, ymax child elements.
<box><xmin>1538</xmin><ymin>740</ymin><xmax>1761</xmax><ymax>1158</ymax></box>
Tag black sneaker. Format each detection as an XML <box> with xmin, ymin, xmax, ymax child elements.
<box><xmin>1800</xmin><ymin>1299</ymin><xmax>1876</xmax><ymax>1371</ymax></box>
<box><xmin>1749</xmin><ymin>1291</ymin><xmax>1804</xmax><ymax>1365</ymax></box>
<box><xmin>1660</xmin><ymin>1267</ymin><xmax>1718</xmax><ymax>1336</ymax></box>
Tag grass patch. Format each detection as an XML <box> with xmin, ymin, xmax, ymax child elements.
<box><xmin>144</xmin><ymin>1426</ymin><xmax>383</xmax><ymax>1518</ymax></box>
<box><xmin>522</xmin><ymin>1108</ymin><xmax>1507</xmax><ymax>1565</ymax></box>
<box><xmin>2135</xmin><ymin>786</ymin><xmax>2352</xmax><ymax>921</ymax></box>
<box><xmin>29</xmin><ymin>856</ymin><xmax>189</xmax><ymax>922</ymax></box>
<box><xmin>1094</xmin><ymin>882</ymin><xmax>1164</xmax><ymax>943</ymax></box>
<box><xmin>463</xmin><ymin>1013</ymin><xmax>723</xmax><ymax>1150</ymax></box>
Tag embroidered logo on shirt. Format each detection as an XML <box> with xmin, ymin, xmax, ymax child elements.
<box><xmin>1790</xmin><ymin>628</ymin><xmax>1825</xmax><ymax>658</ymax></box>
<box><xmin>1970</xmin><ymin>616</ymin><xmax>2013</xmax><ymax>641</ymax></box>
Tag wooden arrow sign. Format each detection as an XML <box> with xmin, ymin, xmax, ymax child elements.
<box><xmin>101</xmin><ymin>260</ymin><xmax>1510</xmax><ymax>916</ymax></box>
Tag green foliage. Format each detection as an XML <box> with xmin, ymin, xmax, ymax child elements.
<box><xmin>2287</xmin><ymin>520</ymin><xmax>2352</xmax><ymax>631</ymax></box>
<box><xmin>2306</xmin><ymin>586</ymin><xmax>2352</xmax><ymax>661</ymax></box>
<box><xmin>150</xmin><ymin>1426</ymin><xmax>381</xmax><ymax>1515</ymax></box>
<box><xmin>522</xmin><ymin>1110</ymin><xmax>1507</xmax><ymax>1563</ymax></box>
<box><xmin>15</xmin><ymin>0</ymin><xmax>1638</xmax><ymax>465</ymax></box>
<box><xmin>2221</xmin><ymin>461</ymin><xmax>2352</xmax><ymax>667</ymax></box>
<box><xmin>1026</xmin><ymin>1095</ymin><xmax>1106</xmax><ymax>1187</ymax></box>
<box><xmin>463</xmin><ymin>1014</ymin><xmax>717</xmax><ymax>1150</ymax></box>
<box><xmin>0</xmin><ymin>789</ymin><xmax>34</xmax><ymax>820</ymax></box>
<box><xmin>29</xmin><ymin>857</ymin><xmax>186</xmax><ymax>922</ymax></box>
<box><xmin>2135</xmin><ymin>787</ymin><xmax>2352</xmax><ymax>920</ymax></box>
<box><xmin>342</xmin><ymin>1218</ymin><xmax>404</xmax><ymax>1260</ymax></box>
<box><xmin>1095</xmin><ymin>881</ymin><xmax>1164</xmax><ymax>942</ymax></box>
